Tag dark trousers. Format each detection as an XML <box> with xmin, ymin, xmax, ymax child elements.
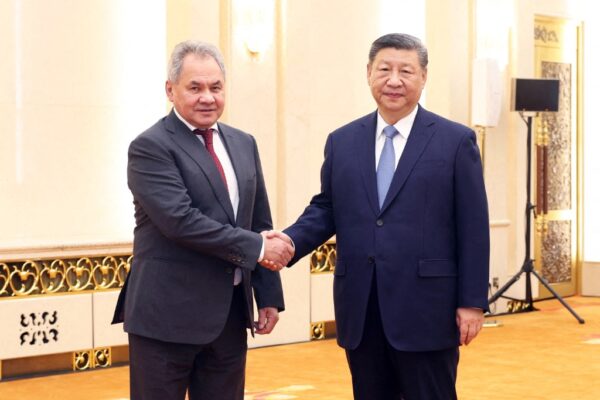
<box><xmin>345</xmin><ymin>274</ymin><xmax>459</xmax><ymax>400</ymax></box>
<box><xmin>128</xmin><ymin>285</ymin><xmax>248</xmax><ymax>400</ymax></box>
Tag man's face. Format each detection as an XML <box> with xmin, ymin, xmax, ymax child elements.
<box><xmin>166</xmin><ymin>54</ymin><xmax>225</xmax><ymax>129</ymax></box>
<box><xmin>367</xmin><ymin>47</ymin><xmax>427</xmax><ymax>123</ymax></box>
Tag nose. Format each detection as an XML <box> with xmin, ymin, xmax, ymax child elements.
<box><xmin>198</xmin><ymin>91</ymin><xmax>215</xmax><ymax>104</ymax></box>
<box><xmin>387</xmin><ymin>71</ymin><xmax>403</xmax><ymax>86</ymax></box>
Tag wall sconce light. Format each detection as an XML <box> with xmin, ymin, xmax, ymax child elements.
<box><xmin>237</xmin><ymin>0</ymin><xmax>274</xmax><ymax>59</ymax></box>
<box><xmin>471</xmin><ymin>57</ymin><xmax>502</xmax><ymax>167</ymax></box>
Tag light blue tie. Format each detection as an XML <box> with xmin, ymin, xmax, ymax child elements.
<box><xmin>377</xmin><ymin>125</ymin><xmax>399</xmax><ymax>208</ymax></box>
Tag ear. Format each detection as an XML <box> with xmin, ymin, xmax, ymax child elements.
<box><xmin>165</xmin><ymin>80</ymin><xmax>174</xmax><ymax>102</ymax></box>
<box><xmin>421</xmin><ymin>68</ymin><xmax>428</xmax><ymax>87</ymax></box>
<box><xmin>366</xmin><ymin>63</ymin><xmax>372</xmax><ymax>84</ymax></box>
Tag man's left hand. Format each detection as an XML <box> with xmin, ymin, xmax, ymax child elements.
<box><xmin>456</xmin><ymin>307</ymin><xmax>484</xmax><ymax>345</ymax></box>
<box><xmin>255</xmin><ymin>307</ymin><xmax>279</xmax><ymax>335</ymax></box>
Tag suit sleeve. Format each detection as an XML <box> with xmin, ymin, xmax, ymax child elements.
<box><xmin>454</xmin><ymin>130</ymin><xmax>490</xmax><ymax>311</ymax></box>
<box><xmin>248</xmin><ymin>137</ymin><xmax>285</xmax><ymax>311</ymax></box>
<box><xmin>284</xmin><ymin>134</ymin><xmax>337</xmax><ymax>266</ymax></box>
<box><xmin>128</xmin><ymin>134</ymin><xmax>263</xmax><ymax>269</ymax></box>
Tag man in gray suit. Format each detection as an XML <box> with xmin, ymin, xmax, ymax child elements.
<box><xmin>112</xmin><ymin>40</ymin><xmax>292</xmax><ymax>400</ymax></box>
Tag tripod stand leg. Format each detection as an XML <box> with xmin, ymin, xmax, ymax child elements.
<box><xmin>530</xmin><ymin>268</ymin><xmax>585</xmax><ymax>324</ymax></box>
<box><xmin>488</xmin><ymin>269</ymin><xmax>525</xmax><ymax>304</ymax></box>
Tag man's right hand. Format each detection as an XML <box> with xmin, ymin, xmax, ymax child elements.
<box><xmin>260</xmin><ymin>231</ymin><xmax>294</xmax><ymax>271</ymax></box>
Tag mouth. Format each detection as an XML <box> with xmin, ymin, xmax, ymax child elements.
<box><xmin>384</xmin><ymin>92</ymin><xmax>403</xmax><ymax>99</ymax></box>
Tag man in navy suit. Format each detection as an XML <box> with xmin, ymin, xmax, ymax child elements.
<box><xmin>268</xmin><ymin>33</ymin><xmax>489</xmax><ymax>399</ymax></box>
<box><xmin>112</xmin><ymin>40</ymin><xmax>293</xmax><ymax>400</ymax></box>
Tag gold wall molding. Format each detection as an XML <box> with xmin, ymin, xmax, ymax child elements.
<box><xmin>310</xmin><ymin>322</ymin><xmax>325</xmax><ymax>340</ymax></box>
<box><xmin>0</xmin><ymin>253</ymin><xmax>131</xmax><ymax>298</ymax></box>
<box><xmin>73</xmin><ymin>347</ymin><xmax>112</xmax><ymax>371</ymax></box>
<box><xmin>73</xmin><ymin>350</ymin><xmax>93</xmax><ymax>371</ymax></box>
<box><xmin>310</xmin><ymin>241</ymin><xmax>336</xmax><ymax>274</ymax></box>
<box><xmin>0</xmin><ymin>346</ymin><xmax>128</xmax><ymax>381</ymax></box>
<box><xmin>310</xmin><ymin>321</ymin><xmax>336</xmax><ymax>340</ymax></box>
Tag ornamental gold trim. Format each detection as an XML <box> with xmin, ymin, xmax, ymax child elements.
<box><xmin>310</xmin><ymin>321</ymin><xmax>336</xmax><ymax>340</ymax></box>
<box><xmin>310</xmin><ymin>322</ymin><xmax>325</xmax><ymax>340</ymax></box>
<box><xmin>0</xmin><ymin>255</ymin><xmax>131</xmax><ymax>299</ymax></box>
<box><xmin>93</xmin><ymin>347</ymin><xmax>112</xmax><ymax>368</ymax></box>
<box><xmin>310</xmin><ymin>241</ymin><xmax>336</xmax><ymax>274</ymax></box>
<box><xmin>73</xmin><ymin>347</ymin><xmax>113</xmax><ymax>371</ymax></box>
<box><xmin>73</xmin><ymin>350</ymin><xmax>93</xmax><ymax>371</ymax></box>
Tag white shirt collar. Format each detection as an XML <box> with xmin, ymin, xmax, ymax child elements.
<box><xmin>376</xmin><ymin>104</ymin><xmax>419</xmax><ymax>140</ymax></box>
<box><xmin>173</xmin><ymin>108</ymin><xmax>219</xmax><ymax>133</ymax></box>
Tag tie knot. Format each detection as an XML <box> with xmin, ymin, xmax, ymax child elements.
<box><xmin>383</xmin><ymin>125</ymin><xmax>399</xmax><ymax>139</ymax></box>
<box><xmin>194</xmin><ymin>128</ymin><xmax>214</xmax><ymax>144</ymax></box>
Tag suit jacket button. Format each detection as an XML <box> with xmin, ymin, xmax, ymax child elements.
<box><xmin>226</xmin><ymin>267</ymin><xmax>233</xmax><ymax>274</ymax></box>
<box><xmin>376</xmin><ymin>219</ymin><xmax>384</xmax><ymax>227</ymax></box>
<box><xmin>368</xmin><ymin>256</ymin><xmax>375</xmax><ymax>264</ymax></box>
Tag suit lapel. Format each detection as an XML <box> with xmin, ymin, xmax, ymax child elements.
<box><xmin>165</xmin><ymin>111</ymin><xmax>236</xmax><ymax>225</ymax></box>
<box><xmin>379</xmin><ymin>106</ymin><xmax>437</xmax><ymax>214</ymax></box>
<box><xmin>355</xmin><ymin>112</ymin><xmax>380</xmax><ymax>215</ymax></box>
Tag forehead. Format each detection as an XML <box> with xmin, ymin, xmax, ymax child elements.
<box><xmin>372</xmin><ymin>47</ymin><xmax>421</xmax><ymax>65</ymax></box>
<box><xmin>180</xmin><ymin>54</ymin><xmax>224</xmax><ymax>81</ymax></box>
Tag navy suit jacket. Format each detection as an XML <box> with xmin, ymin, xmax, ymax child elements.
<box><xmin>285</xmin><ymin>106</ymin><xmax>489</xmax><ymax>352</ymax></box>
<box><xmin>113</xmin><ymin>110</ymin><xmax>284</xmax><ymax>345</ymax></box>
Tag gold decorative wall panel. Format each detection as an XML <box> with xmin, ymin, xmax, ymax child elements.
<box><xmin>541</xmin><ymin>221</ymin><xmax>572</xmax><ymax>284</ymax></box>
<box><xmin>534</xmin><ymin>16</ymin><xmax>581</xmax><ymax>297</ymax></box>
<box><xmin>0</xmin><ymin>255</ymin><xmax>131</xmax><ymax>298</ymax></box>
<box><xmin>541</xmin><ymin>61</ymin><xmax>571</xmax><ymax>211</ymax></box>
<box><xmin>73</xmin><ymin>350</ymin><xmax>93</xmax><ymax>371</ymax></box>
<box><xmin>310</xmin><ymin>242</ymin><xmax>336</xmax><ymax>274</ymax></box>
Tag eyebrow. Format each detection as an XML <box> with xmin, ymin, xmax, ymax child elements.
<box><xmin>188</xmin><ymin>79</ymin><xmax>223</xmax><ymax>86</ymax></box>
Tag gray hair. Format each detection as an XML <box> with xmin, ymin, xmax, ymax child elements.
<box><xmin>168</xmin><ymin>40</ymin><xmax>226</xmax><ymax>82</ymax></box>
<box><xmin>368</xmin><ymin>33</ymin><xmax>428</xmax><ymax>70</ymax></box>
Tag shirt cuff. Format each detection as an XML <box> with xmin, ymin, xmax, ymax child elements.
<box><xmin>257</xmin><ymin>236</ymin><xmax>265</xmax><ymax>262</ymax></box>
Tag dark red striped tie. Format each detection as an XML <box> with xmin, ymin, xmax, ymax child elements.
<box><xmin>195</xmin><ymin>128</ymin><xmax>228</xmax><ymax>189</ymax></box>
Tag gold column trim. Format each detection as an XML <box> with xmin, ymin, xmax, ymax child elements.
<box><xmin>473</xmin><ymin>125</ymin><xmax>487</xmax><ymax>168</ymax></box>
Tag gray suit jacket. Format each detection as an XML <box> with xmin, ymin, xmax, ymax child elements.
<box><xmin>113</xmin><ymin>110</ymin><xmax>284</xmax><ymax>345</ymax></box>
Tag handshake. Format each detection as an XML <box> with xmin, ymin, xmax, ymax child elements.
<box><xmin>259</xmin><ymin>230</ymin><xmax>294</xmax><ymax>271</ymax></box>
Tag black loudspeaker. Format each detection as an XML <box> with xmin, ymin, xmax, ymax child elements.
<box><xmin>511</xmin><ymin>78</ymin><xmax>560</xmax><ymax>112</ymax></box>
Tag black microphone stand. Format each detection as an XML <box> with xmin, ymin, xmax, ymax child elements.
<box><xmin>487</xmin><ymin>112</ymin><xmax>584</xmax><ymax>324</ymax></box>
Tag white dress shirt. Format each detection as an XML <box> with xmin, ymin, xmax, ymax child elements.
<box><xmin>374</xmin><ymin>105</ymin><xmax>419</xmax><ymax>170</ymax></box>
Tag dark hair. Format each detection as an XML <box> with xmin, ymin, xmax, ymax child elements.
<box><xmin>368</xmin><ymin>33</ymin><xmax>428</xmax><ymax>70</ymax></box>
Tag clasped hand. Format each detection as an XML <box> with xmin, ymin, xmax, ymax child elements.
<box><xmin>260</xmin><ymin>230</ymin><xmax>294</xmax><ymax>271</ymax></box>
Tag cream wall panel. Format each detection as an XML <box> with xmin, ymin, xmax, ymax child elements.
<box><xmin>425</xmin><ymin>0</ymin><xmax>471</xmax><ymax>124</ymax></box>
<box><xmin>92</xmin><ymin>291</ymin><xmax>128</xmax><ymax>348</ymax></box>
<box><xmin>0</xmin><ymin>0</ymin><xmax>166</xmax><ymax>250</ymax></box>
<box><xmin>0</xmin><ymin>294</ymin><xmax>92</xmax><ymax>360</ymax></box>
<box><xmin>310</xmin><ymin>274</ymin><xmax>335</xmax><ymax>323</ymax></box>
<box><xmin>582</xmin><ymin>262</ymin><xmax>600</xmax><ymax>296</ymax></box>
